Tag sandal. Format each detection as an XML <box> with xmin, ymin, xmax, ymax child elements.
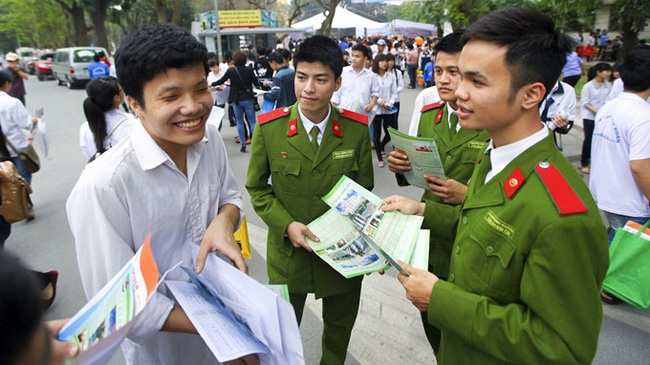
<box><xmin>578</xmin><ymin>166</ymin><xmax>590</xmax><ymax>174</ymax></box>
<box><xmin>601</xmin><ymin>290</ymin><xmax>623</xmax><ymax>305</ymax></box>
<box><xmin>43</xmin><ymin>270</ymin><xmax>59</xmax><ymax>309</ymax></box>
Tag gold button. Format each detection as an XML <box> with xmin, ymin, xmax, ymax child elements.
<box><xmin>509</xmin><ymin>178</ymin><xmax>518</xmax><ymax>188</ymax></box>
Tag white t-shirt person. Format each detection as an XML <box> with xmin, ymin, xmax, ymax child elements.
<box><xmin>590</xmin><ymin>92</ymin><xmax>650</xmax><ymax>218</ymax></box>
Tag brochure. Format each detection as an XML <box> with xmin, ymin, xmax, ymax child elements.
<box><xmin>387</xmin><ymin>127</ymin><xmax>446</xmax><ymax>188</ymax></box>
<box><xmin>57</xmin><ymin>234</ymin><xmax>163</xmax><ymax>364</ymax></box>
<box><xmin>306</xmin><ymin>176</ymin><xmax>424</xmax><ymax>278</ymax></box>
<box><xmin>166</xmin><ymin>245</ymin><xmax>304</xmax><ymax>365</ymax></box>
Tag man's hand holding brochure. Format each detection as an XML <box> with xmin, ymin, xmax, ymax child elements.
<box><xmin>305</xmin><ymin>176</ymin><xmax>429</xmax><ymax>278</ymax></box>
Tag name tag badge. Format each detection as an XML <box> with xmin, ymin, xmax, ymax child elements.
<box><xmin>484</xmin><ymin>210</ymin><xmax>515</xmax><ymax>240</ymax></box>
<box><xmin>468</xmin><ymin>141</ymin><xmax>487</xmax><ymax>149</ymax></box>
<box><xmin>333</xmin><ymin>149</ymin><xmax>355</xmax><ymax>160</ymax></box>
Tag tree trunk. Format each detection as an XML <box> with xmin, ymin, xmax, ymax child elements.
<box><xmin>317</xmin><ymin>0</ymin><xmax>340</xmax><ymax>37</ymax></box>
<box><xmin>156</xmin><ymin>0</ymin><xmax>167</xmax><ymax>24</ymax></box>
<box><xmin>619</xmin><ymin>22</ymin><xmax>638</xmax><ymax>61</ymax></box>
<box><xmin>88</xmin><ymin>2</ymin><xmax>110</xmax><ymax>52</ymax></box>
<box><xmin>71</xmin><ymin>5</ymin><xmax>89</xmax><ymax>46</ymax></box>
<box><xmin>171</xmin><ymin>0</ymin><xmax>183</xmax><ymax>26</ymax></box>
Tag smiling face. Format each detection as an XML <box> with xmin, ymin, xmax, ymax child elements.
<box><xmin>434</xmin><ymin>51</ymin><xmax>461</xmax><ymax>108</ymax></box>
<box><xmin>295</xmin><ymin>61</ymin><xmax>341</xmax><ymax>124</ymax></box>
<box><xmin>127</xmin><ymin>63</ymin><xmax>212</xmax><ymax>160</ymax></box>
<box><xmin>455</xmin><ymin>40</ymin><xmax>546</xmax><ymax>146</ymax></box>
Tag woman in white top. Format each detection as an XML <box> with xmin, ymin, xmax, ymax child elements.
<box><xmin>371</xmin><ymin>53</ymin><xmax>397</xmax><ymax>167</ymax></box>
<box><xmin>80</xmin><ymin>76</ymin><xmax>135</xmax><ymax>161</ymax></box>
<box><xmin>579</xmin><ymin>62</ymin><xmax>612</xmax><ymax>174</ymax></box>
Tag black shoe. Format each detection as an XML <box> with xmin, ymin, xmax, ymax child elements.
<box><xmin>240</xmin><ymin>147</ymin><xmax>246</xmax><ymax>153</ymax></box>
<box><xmin>601</xmin><ymin>291</ymin><xmax>623</xmax><ymax>305</ymax></box>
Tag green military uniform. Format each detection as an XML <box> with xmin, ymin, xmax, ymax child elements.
<box><xmin>246</xmin><ymin>104</ymin><xmax>374</xmax><ymax>365</ymax></box>
<box><xmin>398</xmin><ymin>101</ymin><xmax>488</xmax><ymax>352</ymax></box>
<box><xmin>424</xmin><ymin>131</ymin><xmax>609</xmax><ymax>364</ymax></box>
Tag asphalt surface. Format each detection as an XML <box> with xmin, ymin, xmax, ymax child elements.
<box><xmin>4</xmin><ymin>75</ymin><xmax>649</xmax><ymax>364</ymax></box>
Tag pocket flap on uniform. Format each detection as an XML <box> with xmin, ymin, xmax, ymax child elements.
<box><xmin>271</xmin><ymin>159</ymin><xmax>300</xmax><ymax>177</ymax></box>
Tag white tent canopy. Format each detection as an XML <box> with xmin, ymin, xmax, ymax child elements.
<box><xmin>388</xmin><ymin>19</ymin><xmax>437</xmax><ymax>38</ymax></box>
<box><xmin>291</xmin><ymin>6</ymin><xmax>386</xmax><ymax>37</ymax></box>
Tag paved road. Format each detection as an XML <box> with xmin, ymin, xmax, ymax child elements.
<box><xmin>5</xmin><ymin>76</ymin><xmax>649</xmax><ymax>364</ymax></box>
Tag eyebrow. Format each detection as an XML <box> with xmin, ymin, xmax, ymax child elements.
<box><xmin>157</xmin><ymin>79</ymin><xmax>207</xmax><ymax>94</ymax></box>
<box><xmin>463</xmin><ymin>70</ymin><xmax>488</xmax><ymax>81</ymax></box>
<box><xmin>296</xmin><ymin>71</ymin><xmax>330</xmax><ymax>78</ymax></box>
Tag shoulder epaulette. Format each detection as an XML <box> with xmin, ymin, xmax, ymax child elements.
<box><xmin>258</xmin><ymin>107</ymin><xmax>290</xmax><ymax>125</ymax></box>
<box><xmin>336</xmin><ymin>108</ymin><xmax>368</xmax><ymax>125</ymax></box>
<box><xmin>421</xmin><ymin>100</ymin><xmax>445</xmax><ymax>113</ymax></box>
<box><xmin>535</xmin><ymin>162</ymin><xmax>588</xmax><ymax>215</ymax></box>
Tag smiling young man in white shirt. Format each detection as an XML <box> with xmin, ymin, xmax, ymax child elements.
<box><xmin>66</xmin><ymin>25</ymin><xmax>250</xmax><ymax>364</ymax></box>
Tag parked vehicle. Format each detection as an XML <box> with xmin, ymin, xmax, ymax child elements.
<box><xmin>52</xmin><ymin>47</ymin><xmax>109</xmax><ymax>89</ymax></box>
<box><xmin>36</xmin><ymin>52</ymin><xmax>56</xmax><ymax>81</ymax></box>
<box><xmin>15</xmin><ymin>47</ymin><xmax>37</xmax><ymax>74</ymax></box>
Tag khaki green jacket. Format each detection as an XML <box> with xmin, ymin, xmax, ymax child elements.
<box><xmin>426</xmin><ymin>133</ymin><xmax>609</xmax><ymax>364</ymax></box>
<box><xmin>246</xmin><ymin>104</ymin><xmax>374</xmax><ymax>297</ymax></box>
<box><xmin>399</xmin><ymin>101</ymin><xmax>489</xmax><ymax>277</ymax></box>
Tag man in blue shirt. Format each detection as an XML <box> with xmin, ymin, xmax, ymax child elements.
<box><xmin>87</xmin><ymin>54</ymin><xmax>109</xmax><ymax>79</ymax></box>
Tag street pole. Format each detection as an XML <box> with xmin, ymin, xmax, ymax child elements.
<box><xmin>213</xmin><ymin>0</ymin><xmax>223</xmax><ymax>60</ymax></box>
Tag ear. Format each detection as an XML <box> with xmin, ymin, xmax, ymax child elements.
<box><xmin>520</xmin><ymin>82</ymin><xmax>546</xmax><ymax>111</ymax></box>
<box><xmin>334</xmin><ymin>76</ymin><xmax>342</xmax><ymax>92</ymax></box>
<box><xmin>126</xmin><ymin>95</ymin><xmax>143</xmax><ymax>118</ymax></box>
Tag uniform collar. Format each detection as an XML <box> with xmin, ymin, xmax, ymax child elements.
<box><xmin>298</xmin><ymin>105</ymin><xmax>331</xmax><ymax>136</ymax></box>
<box><xmin>485</xmin><ymin>127</ymin><xmax>548</xmax><ymax>183</ymax></box>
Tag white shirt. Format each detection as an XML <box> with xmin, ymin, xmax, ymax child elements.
<box><xmin>408</xmin><ymin>87</ymin><xmax>441</xmax><ymax>136</ymax></box>
<box><xmin>485</xmin><ymin>127</ymin><xmax>549</xmax><ymax>183</ymax></box>
<box><xmin>373</xmin><ymin>71</ymin><xmax>397</xmax><ymax>116</ymax></box>
<box><xmin>580</xmin><ymin>79</ymin><xmax>612</xmax><ymax>120</ymax></box>
<box><xmin>0</xmin><ymin>90</ymin><xmax>32</xmax><ymax>156</ymax></box>
<box><xmin>207</xmin><ymin>64</ymin><xmax>229</xmax><ymax>106</ymax></box>
<box><xmin>299</xmin><ymin>104</ymin><xmax>331</xmax><ymax>145</ymax></box>
<box><xmin>79</xmin><ymin>109</ymin><xmax>136</xmax><ymax>160</ymax></box>
<box><xmin>606</xmin><ymin>78</ymin><xmax>624</xmax><ymax>102</ymax></box>
<box><xmin>590</xmin><ymin>93</ymin><xmax>650</xmax><ymax>217</ymax></box>
<box><xmin>539</xmin><ymin>81</ymin><xmax>577</xmax><ymax>125</ymax></box>
<box><xmin>67</xmin><ymin>122</ymin><xmax>243</xmax><ymax>364</ymax></box>
<box><xmin>331</xmin><ymin>66</ymin><xmax>379</xmax><ymax>117</ymax></box>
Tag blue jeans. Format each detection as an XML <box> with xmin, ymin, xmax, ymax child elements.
<box><xmin>603</xmin><ymin>211</ymin><xmax>650</xmax><ymax>243</ymax></box>
<box><xmin>233</xmin><ymin>99</ymin><xmax>257</xmax><ymax>149</ymax></box>
<box><xmin>10</xmin><ymin>156</ymin><xmax>31</xmax><ymax>185</ymax></box>
<box><xmin>407</xmin><ymin>65</ymin><xmax>417</xmax><ymax>88</ymax></box>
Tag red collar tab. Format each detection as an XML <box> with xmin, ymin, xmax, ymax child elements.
<box><xmin>503</xmin><ymin>167</ymin><xmax>525</xmax><ymax>199</ymax></box>
<box><xmin>332</xmin><ymin>120</ymin><xmax>342</xmax><ymax>137</ymax></box>
<box><xmin>337</xmin><ymin>108</ymin><xmax>368</xmax><ymax>125</ymax></box>
<box><xmin>421</xmin><ymin>100</ymin><xmax>445</xmax><ymax>113</ymax></box>
<box><xmin>287</xmin><ymin>119</ymin><xmax>298</xmax><ymax>137</ymax></box>
<box><xmin>535</xmin><ymin>162</ymin><xmax>588</xmax><ymax>215</ymax></box>
<box><xmin>435</xmin><ymin>108</ymin><xmax>444</xmax><ymax>124</ymax></box>
<box><xmin>258</xmin><ymin>107</ymin><xmax>290</xmax><ymax>125</ymax></box>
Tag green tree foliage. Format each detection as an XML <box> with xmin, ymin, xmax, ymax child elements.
<box><xmin>610</xmin><ymin>0</ymin><xmax>649</xmax><ymax>57</ymax></box>
<box><xmin>0</xmin><ymin>0</ymin><xmax>71</xmax><ymax>50</ymax></box>
<box><xmin>530</xmin><ymin>0</ymin><xmax>599</xmax><ymax>31</ymax></box>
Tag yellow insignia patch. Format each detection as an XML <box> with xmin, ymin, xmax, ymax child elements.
<box><xmin>468</xmin><ymin>141</ymin><xmax>487</xmax><ymax>149</ymax></box>
<box><xmin>484</xmin><ymin>210</ymin><xmax>514</xmax><ymax>240</ymax></box>
<box><xmin>332</xmin><ymin>149</ymin><xmax>354</xmax><ymax>160</ymax></box>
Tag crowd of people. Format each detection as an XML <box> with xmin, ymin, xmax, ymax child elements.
<box><xmin>1</xmin><ymin>6</ymin><xmax>649</xmax><ymax>365</ymax></box>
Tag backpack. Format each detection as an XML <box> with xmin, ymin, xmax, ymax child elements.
<box><xmin>0</xmin><ymin>161</ymin><xmax>32</xmax><ymax>223</ymax></box>
<box><xmin>87</xmin><ymin>117</ymin><xmax>129</xmax><ymax>163</ymax></box>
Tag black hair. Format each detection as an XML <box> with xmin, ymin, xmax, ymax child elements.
<box><xmin>293</xmin><ymin>35</ymin><xmax>344</xmax><ymax>79</ymax></box>
<box><xmin>0</xmin><ymin>251</ymin><xmax>43</xmax><ymax>365</ymax></box>
<box><xmin>83</xmin><ymin>76</ymin><xmax>122</xmax><ymax>154</ymax></box>
<box><xmin>114</xmin><ymin>24</ymin><xmax>209</xmax><ymax>108</ymax></box>
<box><xmin>371</xmin><ymin>53</ymin><xmax>389</xmax><ymax>74</ymax></box>
<box><xmin>462</xmin><ymin>7</ymin><xmax>574</xmax><ymax>101</ymax></box>
<box><xmin>208</xmin><ymin>59</ymin><xmax>219</xmax><ymax>68</ymax></box>
<box><xmin>0</xmin><ymin>70</ymin><xmax>12</xmax><ymax>87</ymax></box>
<box><xmin>277</xmin><ymin>48</ymin><xmax>291</xmax><ymax>62</ymax></box>
<box><xmin>267</xmin><ymin>51</ymin><xmax>284</xmax><ymax>65</ymax></box>
<box><xmin>434</xmin><ymin>30</ymin><xmax>464</xmax><ymax>55</ymax></box>
<box><xmin>350</xmin><ymin>44</ymin><xmax>372</xmax><ymax>60</ymax></box>
<box><xmin>93</xmin><ymin>53</ymin><xmax>101</xmax><ymax>62</ymax></box>
<box><xmin>587</xmin><ymin>62</ymin><xmax>612</xmax><ymax>81</ymax></box>
<box><xmin>233</xmin><ymin>50</ymin><xmax>247</xmax><ymax>67</ymax></box>
<box><xmin>258</xmin><ymin>47</ymin><xmax>267</xmax><ymax>56</ymax></box>
<box><xmin>619</xmin><ymin>47</ymin><xmax>650</xmax><ymax>92</ymax></box>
